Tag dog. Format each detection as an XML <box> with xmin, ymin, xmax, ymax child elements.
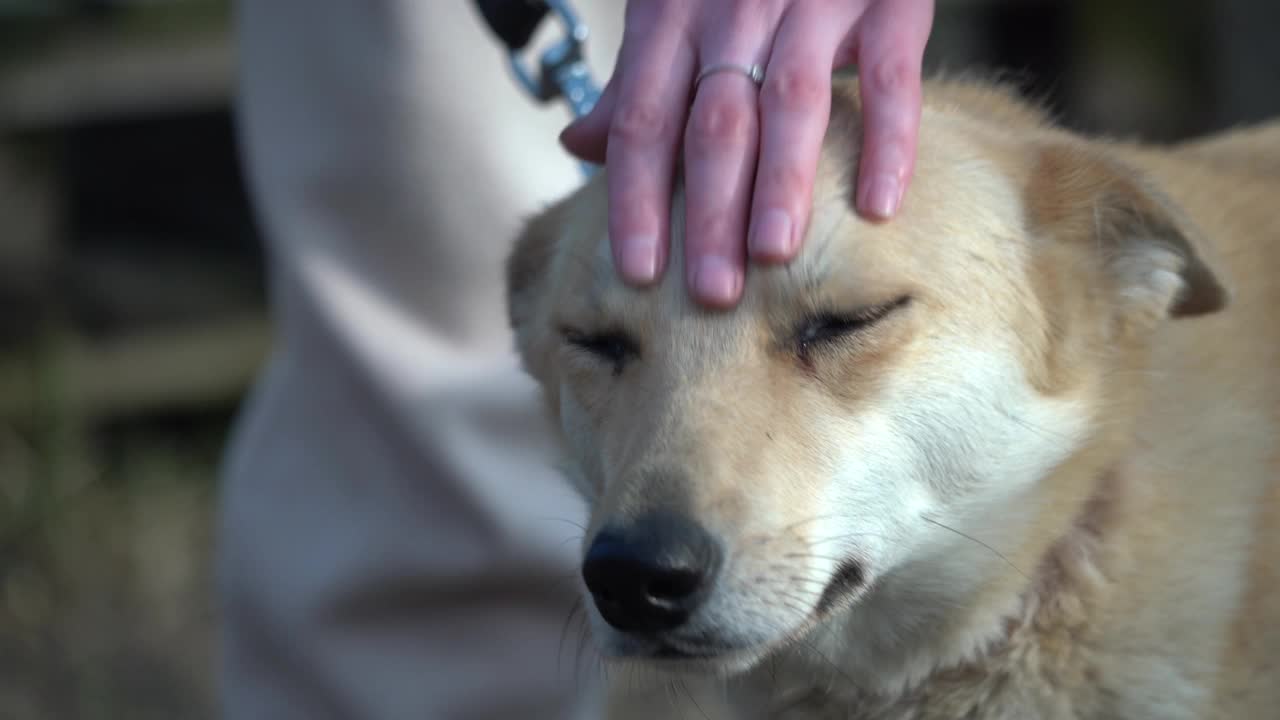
<box><xmin>505</xmin><ymin>72</ymin><xmax>1280</xmax><ymax>719</ymax></box>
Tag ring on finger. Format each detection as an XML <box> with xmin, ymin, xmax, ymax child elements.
<box><xmin>694</xmin><ymin>62</ymin><xmax>766</xmax><ymax>90</ymax></box>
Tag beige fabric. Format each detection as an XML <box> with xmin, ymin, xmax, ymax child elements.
<box><xmin>218</xmin><ymin>2</ymin><xmax>623</xmax><ymax>717</ymax></box>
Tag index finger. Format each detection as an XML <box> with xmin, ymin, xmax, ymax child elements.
<box><xmin>604</xmin><ymin>10</ymin><xmax>697</xmax><ymax>286</ymax></box>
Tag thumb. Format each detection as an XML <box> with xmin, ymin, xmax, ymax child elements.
<box><xmin>559</xmin><ymin>74</ymin><xmax>618</xmax><ymax>164</ymax></box>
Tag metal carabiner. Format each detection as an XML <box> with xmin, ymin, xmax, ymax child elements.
<box><xmin>507</xmin><ymin>0</ymin><xmax>602</xmax><ymax>176</ymax></box>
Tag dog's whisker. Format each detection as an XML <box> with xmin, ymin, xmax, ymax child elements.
<box><xmin>558</xmin><ymin>597</ymin><xmax>583</xmax><ymax>678</ymax></box>
<box><xmin>921</xmin><ymin>515</ymin><xmax>1029</xmax><ymax>580</ymax></box>
<box><xmin>780</xmin><ymin>551</ymin><xmax>868</xmax><ymax>565</ymax></box>
<box><xmin>534</xmin><ymin>515</ymin><xmax>589</xmax><ymax>533</ymax></box>
<box><xmin>739</xmin><ymin>514</ymin><xmax>862</xmax><ymax>545</ymax></box>
<box><xmin>680</xmin><ymin>678</ymin><xmax>712</xmax><ymax>720</ymax></box>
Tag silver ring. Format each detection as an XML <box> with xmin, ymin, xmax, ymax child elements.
<box><xmin>695</xmin><ymin>62</ymin><xmax>765</xmax><ymax>89</ymax></box>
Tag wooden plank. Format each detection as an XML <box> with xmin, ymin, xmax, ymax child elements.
<box><xmin>0</xmin><ymin>315</ymin><xmax>271</xmax><ymax>421</ymax></box>
<box><xmin>0</xmin><ymin>31</ymin><xmax>233</xmax><ymax>133</ymax></box>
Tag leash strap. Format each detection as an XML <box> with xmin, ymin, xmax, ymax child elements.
<box><xmin>475</xmin><ymin>0</ymin><xmax>550</xmax><ymax>51</ymax></box>
<box><xmin>474</xmin><ymin>0</ymin><xmax>602</xmax><ymax>177</ymax></box>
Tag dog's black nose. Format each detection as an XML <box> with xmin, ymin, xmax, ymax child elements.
<box><xmin>582</xmin><ymin>512</ymin><xmax>723</xmax><ymax>634</ymax></box>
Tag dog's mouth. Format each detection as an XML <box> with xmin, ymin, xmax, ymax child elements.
<box><xmin>622</xmin><ymin>636</ymin><xmax>762</xmax><ymax>675</ymax></box>
<box><xmin>596</xmin><ymin>558</ymin><xmax>871</xmax><ymax>671</ymax></box>
<box><xmin>812</xmin><ymin>559</ymin><xmax>868</xmax><ymax>616</ymax></box>
<box><xmin>635</xmin><ymin>625</ymin><xmax>750</xmax><ymax>663</ymax></box>
<box><xmin>652</xmin><ymin>642</ymin><xmax>723</xmax><ymax>660</ymax></box>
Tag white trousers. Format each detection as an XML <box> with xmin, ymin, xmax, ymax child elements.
<box><xmin>218</xmin><ymin>2</ymin><xmax>624</xmax><ymax>717</ymax></box>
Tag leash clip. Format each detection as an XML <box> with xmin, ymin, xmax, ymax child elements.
<box><xmin>507</xmin><ymin>0</ymin><xmax>601</xmax><ymax>175</ymax></box>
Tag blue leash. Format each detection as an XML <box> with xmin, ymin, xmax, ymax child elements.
<box><xmin>476</xmin><ymin>0</ymin><xmax>604</xmax><ymax>178</ymax></box>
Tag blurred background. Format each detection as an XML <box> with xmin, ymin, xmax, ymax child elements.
<box><xmin>0</xmin><ymin>0</ymin><xmax>1276</xmax><ymax>717</ymax></box>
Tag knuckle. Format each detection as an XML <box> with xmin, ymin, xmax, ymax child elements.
<box><xmin>689</xmin><ymin>212</ymin><xmax>734</xmax><ymax>242</ymax></box>
<box><xmin>688</xmin><ymin>94</ymin><xmax>755</xmax><ymax>147</ymax></box>
<box><xmin>761</xmin><ymin>63</ymin><xmax>827</xmax><ymax>113</ymax></box>
<box><xmin>718</xmin><ymin>0</ymin><xmax>766</xmax><ymax>37</ymax></box>
<box><xmin>864</xmin><ymin>57</ymin><xmax>918</xmax><ymax>99</ymax></box>
<box><xmin>648</xmin><ymin>0</ymin><xmax>680</xmax><ymax>16</ymax></box>
<box><xmin>610</xmin><ymin>99</ymin><xmax>669</xmax><ymax>146</ymax></box>
<box><xmin>625</xmin><ymin>0</ymin><xmax>687</xmax><ymax>41</ymax></box>
<box><xmin>609</xmin><ymin>189</ymin><xmax>658</xmax><ymax>231</ymax></box>
<box><xmin>758</xmin><ymin>163</ymin><xmax>808</xmax><ymax>203</ymax></box>
<box><xmin>627</xmin><ymin>0</ymin><xmax>672</xmax><ymax>23</ymax></box>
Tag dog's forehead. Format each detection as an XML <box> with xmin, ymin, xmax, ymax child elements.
<box><xmin>561</xmin><ymin>125</ymin><xmax>1029</xmax><ymax>324</ymax></box>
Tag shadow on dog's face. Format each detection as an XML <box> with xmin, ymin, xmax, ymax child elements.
<box><xmin>506</xmin><ymin>81</ymin><xmax>1224</xmax><ymax>676</ymax></box>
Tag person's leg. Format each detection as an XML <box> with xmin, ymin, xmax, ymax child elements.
<box><xmin>218</xmin><ymin>2</ymin><xmax>622</xmax><ymax>717</ymax></box>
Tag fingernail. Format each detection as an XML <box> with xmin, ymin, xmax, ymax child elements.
<box><xmin>693</xmin><ymin>255</ymin><xmax>741</xmax><ymax>306</ymax></box>
<box><xmin>860</xmin><ymin>174</ymin><xmax>902</xmax><ymax>220</ymax></box>
<box><xmin>749</xmin><ymin>209</ymin><xmax>794</xmax><ymax>259</ymax></box>
<box><xmin>619</xmin><ymin>235</ymin><xmax>659</xmax><ymax>283</ymax></box>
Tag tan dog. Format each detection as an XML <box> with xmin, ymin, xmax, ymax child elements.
<box><xmin>505</xmin><ymin>73</ymin><xmax>1280</xmax><ymax>719</ymax></box>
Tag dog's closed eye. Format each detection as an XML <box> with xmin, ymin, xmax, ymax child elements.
<box><xmin>562</xmin><ymin>327</ymin><xmax>639</xmax><ymax>375</ymax></box>
<box><xmin>794</xmin><ymin>295</ymin><xmax>912</xmax><ymax>363</ymax></box>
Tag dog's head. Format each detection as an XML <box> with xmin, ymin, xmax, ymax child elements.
<box><xmin>506</xmin><ymin>78</ymin><xmax>1226</xmax><ymax>674</ymax></box>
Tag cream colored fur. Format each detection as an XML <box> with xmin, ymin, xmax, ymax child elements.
<box><xmin>505</xmin><ymin>73</ymin><xmax>1280</xmax><ymax>719</ymax></box>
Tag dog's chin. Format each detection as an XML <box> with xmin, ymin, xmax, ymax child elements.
<box><xmin>598</xmin><ymin>612</ymin><xmax>850</xmax><ymax>682</ymax></box>
<box><xmin>601</xmin><ymin>640</ymin><xmax>773</xmax><ymax>679</ymax></box>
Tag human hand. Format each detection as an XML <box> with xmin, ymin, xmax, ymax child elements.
<box><xmin>560</xmin><ymin>0</ymin><xmax>934</xmax><ymax>308</ymax></box>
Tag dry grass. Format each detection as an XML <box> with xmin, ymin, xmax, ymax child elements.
<box><xmin>1</xmin><ymin>330</ymin><xmax>230</xmax><ymax>720</ymax></box>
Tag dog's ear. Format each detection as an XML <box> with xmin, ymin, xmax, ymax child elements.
<box><xmin>506</xmin><ymin>198</ymin><xmax>570</xmax><ymax>377</ymax></box>
<box><xmin>506</xmin><ymin>208</ymin><xmax>557</xmax><ymax>330</ymax></box>
<box><xmin>1026</xmin><ymin>144</ymin><xmax>1228</xmax><ymax>324</ymax></box>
